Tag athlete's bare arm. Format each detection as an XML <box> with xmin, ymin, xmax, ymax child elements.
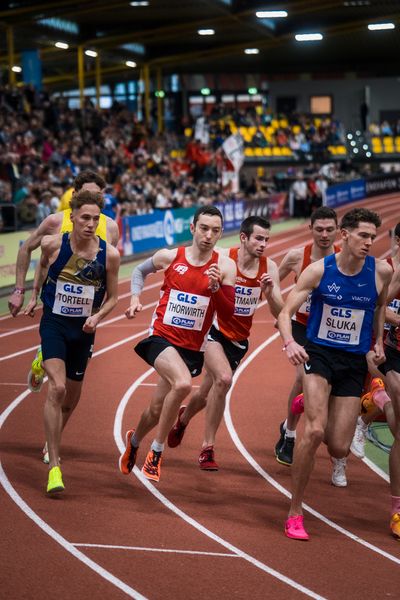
<box><xmin>8</xmin><ymin>213</ymin><xmax>63</xmax><ymax>316</ymax></box>
<box><xmin>372</xmin><ymin>260</ymin><xmax>392</xmax><ymax>365</ymax></box>
<box><xmin>125</xmin><ymin>248</ymin><xmax>178</xmax><ymax>319</ymax></box>
<box><xmin>277</xmin><ymin>260</ymin><xmax>324</xmax><ymax>366</ymax></box>
<box><xmin>23</xmin><ymin>234</ymin><xmax>62</xmax><ymax>317</ymax></box>
<box><xmin>261</xmin><ymin>258</ymin><xmax>284</xmax><ymax>319</ymax></box>
<box><xmin>83</xmin><ymin>245</ymin><xmax>120</xmax><ymax>333</ymax></box>
<box><xmin>106</xmin><ymin>217</ymin><xmax>119</xmax><ymax>248</ymax></box>
<box><xmin>278</xmin><ymin>248</ymin><xmax>303</xmax><ymax>282</ymax></box>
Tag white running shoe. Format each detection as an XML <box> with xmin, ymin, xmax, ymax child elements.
<box><xmin>350</xmin><ymin>416</ymin><xmax>368</xmax><ymax>459</ymax></box>
<box><xmin>331</xmin><ymin>457</ymin><xmax>347</xmax><ymax>487</ymax></box>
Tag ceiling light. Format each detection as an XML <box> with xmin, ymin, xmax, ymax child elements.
<box><xmin>85</xmin><ymin>49</ymin><xmax>98</xmax><ymax>57</ymax></box>
<box><xmin>201</xmin><ymin>87</ymin><xmax>211</xmax><ymax>95</ymax></box>
<box><xmin>295</xmin><ymin>33</ymin><xmax>323</xmax><ymax>42</ymax></box>
<box><xmin>130</xmin><ymin>1</ymin><xmax>149</xmax><ymax>6</ymax></box>
<box><xmin>248</xmin><ymin>87</ymin><xmax>258</xmax><ymax>95</ymax></box>
<box><xmin>55</xmin><ymin>41</ymin><xmax>69</xmax><ymax>49</ymax></box>
<box><xmin>368</xmin><ymin>23</ymin><xmax>395</xmax><ymax>31</ymax></box>
<box><xmin>244</xmin><ymin>48</ymin><xmax>259</xmax><ymax>54</ymax></box>
<box><xmin>12</xmin><ymin>65</ymin><xmax>22</xmax><ymax>73</ymax></box>
<box><xmin>256</xmin><ymin>10</ymin><xmax>288</xmax><ymax>18</ymax></box>
<box><xmin>125</xmin><ymin>60</ymin><xmax>137</xmax><ymax>68</ymax></box>
<box><xmin>198</xmin><ymin>29</ymin><xmax>215</xmax><ymax>35</ymax></box>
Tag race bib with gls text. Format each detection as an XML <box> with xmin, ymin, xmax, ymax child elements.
<box><xmin>53</xmin><ymin>281</ymin><xmax>94</xmax><ymax>317</ymax></box>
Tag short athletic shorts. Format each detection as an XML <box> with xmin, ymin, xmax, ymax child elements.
<box><xmin>135</xmin><ymin>335</ymin><xmax>204</xmax><ymax>378</ymax></box>
<box><xmin>207</xmin><ymin>325</ymin><xmax>248</xmax><ymax>372</ymax></box>
<box><xmin>304</xmin><ymin>340</ymin><xmax>368</xmax><ymax>397</ymax></box>
<box><xmin>379</xmin><ymin>344</ymin><xmax>400</xmax><ymax>375</ymax></box>
<box><xmin>292</xmin><ymin>319</ymin><xmax>308</xmax><ymax>346</ymax></box>
<box><xmin>40</xmin><ymin>305</ymin><xmax>95</xmax><ymax>381</ymax></box>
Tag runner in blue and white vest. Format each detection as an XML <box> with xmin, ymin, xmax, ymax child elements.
<box><xmin>277</xmin><ymin>207</ymin><xmax>391</xmax><ymax>542</ymax></box>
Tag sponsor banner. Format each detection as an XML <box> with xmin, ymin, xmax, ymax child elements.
<box><xmin>122</xmin><ymin>207</ymin><xmax>196</xmax><ymax>256</ymax></box>
<box><xmin>222</xmin><ymin>133</ymin><xmax>245</xmax><ymax>172</ymax></box>
<box><xmin>326</xmin><ymin>179</ymin><xmax>366</xmax><ymax>208</ymax></box>
<box><xmin>22</xmin><ymin>49</ymin><xmax>42</xmax><ymax>90</ymax></box>
<box><xmin>365</xmin><ymin>174</ymin><xmax>400</xmax><ymax>197</ymax></box>
<box><xmin>214</xmin><ymin>200</ymin><xmax>244</xmax><ymax>232</ymax></box>
<box><xmin>0</xmin><ymin>230</ymin><xmax>40</xmax><ymax>287</ymax></box>
<box><xmin>243</xmin><ymin>193</ymin><xmax>289</xmax><ymax>222</ymax></box>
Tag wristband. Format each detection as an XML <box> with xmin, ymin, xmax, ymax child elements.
<box><xmin>13</xmin><ymin>287</ymin><xmax>25</xmax><ymax>295</ymax></box>
<box><xmin>282</xmin><ymin>338</ymin><xmax>295</xmax><ymax>351</ymax></box>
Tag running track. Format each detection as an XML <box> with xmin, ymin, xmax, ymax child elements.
<box><xmin>1</xmin><ymin>193</ymin><xmax>399</xmax><ymax>600</ymax></box>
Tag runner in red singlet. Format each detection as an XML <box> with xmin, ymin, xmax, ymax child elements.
<box><xmin>167</xmin><ymin>216</ymin><xmax>284</xmax><ymax>470</ymax></box>
<box><xmin>118</xmin><ymin>206</ymin><xmax>236</xmax><ymax>482</ymax></box>
<box><xmin>275</xmin><ymin>207</ymin><xmax>339</xmax><ymax>467</ymax></box>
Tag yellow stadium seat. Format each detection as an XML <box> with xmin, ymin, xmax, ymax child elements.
<box><xmin>263</xmin><ymin>148</ymin><xmax>272</xmax><ymax>156</ymax></box>
<box><xmin>244</xmin><ymin>148</ymin><xmax>254</xmax><ymax>157</ymax></box>
<box><xmin>184</xmin><ymin>128</ymin><xmax>192</xmax><ymax>137</ymax></box>
<box><xmin>272</xmin><ymin>147</ymin><xmax>282</xmax><ymax>156</ymax></box>
<box><xmin>271</xmin><ymin>119</ymin><xmax>279</xmax><ymax>130</ymax></box>
<box><xmin>292</xmin><ymin>125</ymin><xmax>301</xmax><ymax>134</ymax></box>
<box><xmin>279</xmin><ymin>119</ymin><xmax>289</xmax><ymax>128</ymax></box>
<box><xmin>254</xmin><ymin>148</ymin><xmax>263</xmax><ymax>157</ymax></box>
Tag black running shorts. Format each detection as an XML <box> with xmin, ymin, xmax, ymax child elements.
<box><xmin>207</xmin><ymin>325</ymin><xmax>248</xmax><ymax>372</ymax></box>
<box><xmin>292</xmin><ymin>319</ymin><xmax>308</xmax><ymax>346</ymax></box>
<box><xmin>135</xmin><ymin>335</ymin><xmax>204</xmax><ymax>377</ymax></box>
<box><xmin>379</xmin><ymin>344</ymin><xmax>400</xmax><ymax>375</ymax></box>
<box><xmin>40</xmin><ymin>305</ymin><xmax>95</xmax><ymax>381</ymax></box>
<box><xmin>303</xmin><ymin>340</ymin><xmax>368</xmax><ymax>397</ymax></box>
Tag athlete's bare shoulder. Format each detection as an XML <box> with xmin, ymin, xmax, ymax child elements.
<box><xmin>214</xmin><ymin>246</ymin><xmax>229</xmax><ymax>256</ymax></box>
<box><xmin>105</xmin><ymin>216</ymin><xmax>119</xmax><ymax>247</ymax></box>
<box><xmin>41</xmin><ymin>212</ymin><xmax>63</xmax><ymax>235</ymax></box>
<box><xmin>279</xmin><ymin>247</ymin><xmax>304</xmax><ymax>280</ymax></box>
<box><xmin>152</xmin><ymin>247</ymin><xmax>179</xmax><ymax>270</ymax></box>
<box><xmin>376</xmin><ymin>257</ymin><xmax>393</xmax><ymax>282</ymax></box>
<box><xmin>41</xmin><ymin>232</ymin><xmax>62</xmax><ymax>254</ymax></box>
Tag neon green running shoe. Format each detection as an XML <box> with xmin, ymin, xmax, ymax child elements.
<box><xmin>46</xmin><ymin>466</ymin><xmax>65</xmax><ymax>494</ymax></box>
<box><xmin>27</xmin><ymin>346</ymin><xmax>45</xmax><ymax>393</ymax></box>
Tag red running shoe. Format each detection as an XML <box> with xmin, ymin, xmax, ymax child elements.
<box><xmin>119</xmin><ymin>430</ymin><xmax>138</xmax><ymax>474</ymax></box>
<box><xmin>370</xmin><ymin>377</ymin><xmax>385</xmax><ymax>396</ymax></box>
<box><xmin>285</xmin><ymin>515</ymin><xmax>309</xmax><ymax>540</ymax></box>
<box><xmin>198</xmin><ymin>445</ymin><xmax>219</xmax><ymax>470</ymax></box>
<box><xmin>167</xmin><ymin>405</ymin><xmax>187</xmax><ymax>448</ymax></box>
<box><xmin>291</xmin><ymin>393</ymin><xmax>304</xmax><ymax>415</ymax></box>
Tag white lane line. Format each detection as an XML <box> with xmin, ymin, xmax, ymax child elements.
<box><xmin>224</xmin><ymin>333</ymin><xmax>400</xmax><ymax>566</ymax></box>
<box><xmin>114</xmin><ymin>371</ymin><xmax>326</xmax><ymax>600</ymax></box>
<box><xmin>362</xmin><ymin>457</ymin><xmax>390</xmax><ymax>482</ymax></box>
<box><xmin>73</xmin><ymin>543</ymin><xmax>238</xmax><ymax>557</ymax></box>
<box><xmin>0</xmin><ymin>461</ymin><xmax>146</xmax><ymax>600</ymax></box>
<box><xmin>0</xmin><ymin>382</ymin><xmax>26</xmax><ymax>386</ymax></box>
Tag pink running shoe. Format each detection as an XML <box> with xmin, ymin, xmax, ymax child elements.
<box><xmin>291</xmin><ymin>393</ymin><xmax>304</xmax><ymax>415</ymax></box>
<box><xmin>285</xmin><ymin>515</ymin><xmax>309</xmax><ymax>540</ymax></box>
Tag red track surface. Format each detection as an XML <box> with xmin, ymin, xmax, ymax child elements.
<box><xmin>1</xmin><ymin>193</ymin><xmax>400</xmax><ymax>600</ymax></box>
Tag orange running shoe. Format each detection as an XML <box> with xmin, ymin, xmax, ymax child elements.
<box><xmin>119</xmin><ymin>430</ymin><xmax>138</xmax><ymax>474</ymax></box>
<box><xmin>360</xmin><ymin>391</ymin><xmax>374</xmax><ymax>415</ymax></box>
<box><xmin>370</xmin><ymin>377</ymin><xmax>385</xmax><ymax>396</ymax></box>
<box><xmin>390</xmin><ymin>513</ymin><xmax>400</xmax><ymax>539</ymax></box>
<box><xmin>141</xmin><ymin>449</ymin><xmax>162</xmax><ymax>482</ymax></box>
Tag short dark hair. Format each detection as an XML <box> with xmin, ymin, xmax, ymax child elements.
<box><xmin>193</xmin><ymin>205</ymin><xmax>223</xmax><ymax>227</ymax></box>
<box><xmin>70</xmin><ymin>190</ymin><xmax>105</xmax><ymax>211</ymax></box>
<box><xmin>73</xmin><ymin>170</ymin><xmax>106</xmax><ymax>191</ymax></box>
<box><xmin>340</xmin><ymin>207</ymin><xmax>381</xmax><ymax>230</ymax></box>
<box><xmin>240</xmin><ymin>216</ymin><xmax>270</xmax><ymax>238</ymax></box>
<box><xmin>394</xmin><ymin>222</ymin><xmax>400</xmax><ymax>238</ymax></box>
<box><xmin>310</xmin><ymin>207</ymin><xmax>338</xmax><ymax>226</ymax></box>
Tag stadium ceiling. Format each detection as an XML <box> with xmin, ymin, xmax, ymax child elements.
<box><xmin>1</xmin><ymin>0</ymin><xmax>400</xmax><ymax>90</ymax></box>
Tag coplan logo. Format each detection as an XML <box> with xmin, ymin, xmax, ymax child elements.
<box><xmin>174</xmin><ymin>263</ymin><xmax>188</xmax><ymax>275</ymax></box>
<box><xmin>172</xmin><ymin>316</ymin><xmax>195</xmax><ymax>328</ymax></box>
<box><xmin>61</xmin><ymin>306</ymin><xmax>83</xmax><ymax>315</ymax></box>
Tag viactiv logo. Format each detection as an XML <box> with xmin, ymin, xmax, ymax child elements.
<box><xmin>164</xmin><ymin>210</ymin><xmax>175</xmax><ymax>246</ymax></box>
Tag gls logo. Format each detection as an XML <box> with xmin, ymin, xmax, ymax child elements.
<box><xmin>63</xmin><ymin>283</ymin><xmax>83</xmax><ymax>294</ymax></box>
<box><xmin>177</xmin><ymin>292</ymin><xmax>197</xmax><ymax>304</ymax></box>
<box><xmin>235</xmin><ymin>286</ymin><xmax>252</xmax><ymax>295</ymax></box>
<box><xmin>174</xmin><ymin>264</ymin><xmax>188</xmax><ymax>275</ymax></box>
<box><xmin>327</xmin><ymin>282</ymin><xmax>340</xmax><ymax>293</ymax></box>
<box><xmin>331</xmin><ymin>307</ymin><xmax>352</xmax><ymax>318</ymax></box>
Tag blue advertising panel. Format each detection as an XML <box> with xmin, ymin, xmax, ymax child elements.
<box><xmin>214</xmin><ymin>200</ymin><xmax>244</xmax><ymax>232</ymax></box>
<box><xmin>326</xmin><ymin>179</ymin><xmax>365</xmax><ymax>208</ymax></box>
<box><xmin>122</xmin><ymin>207</ymin><xmax>196</xmax><ymax>256</ymax></box>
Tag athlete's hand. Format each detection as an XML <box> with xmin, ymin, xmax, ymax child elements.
<box><xmin>372</xmin><ymin>341</ymin><xmax>386</xmax><ymax>366</ymax></box>
<box><xmin>207</xmin><ymin>263</ymin><xmax>221</xmax><ymax>292</ymax></box>
<box><xmin>23</xmin><ymin>295</ymin><xmax>37</xmax><ymax>318</ymax></box>
<box><xmin>125</xmin><ymin>296</ymin><xmax>142</xmax><ymax>319</ymax></box>
<box><xmin>284</xmin><ymin>340</ymin><xmax>309</xmax><ymax>366</ymax></box>
<box><xmin>8</xmin><ymin>289</ymin><xmax>24</xmax><ymax>317</ymax></box>
<box><xmin>83</xmin><ymin>314</ymin><xmax>100</xmax><ymax>333</ymax></box>
<box><xmin>259</xmin><ymin>273</ymin><xmax>274</xmax><ymax>296</ymax></box>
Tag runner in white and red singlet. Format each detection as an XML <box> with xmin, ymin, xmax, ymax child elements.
<box><xmin>167</xmin><ymin>216</ymin><xmax>284</xmax><ymax>470</ymax></box>
<box><xmin>275</xmin><ymin>207</ymin><xmax>340</xmax><ymax>468</ymax></box>
<box><xmin>118</xmin><ymin>205</ymin><xmax>236</xmax><ymax>482</ymax></box>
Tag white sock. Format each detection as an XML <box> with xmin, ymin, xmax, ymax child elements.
<box><xmin>151</xmin><ymin>440</ymin><xmax>164</xmax><ymax>453</ymax></box>
<box><xmin>285</xmin><ymin>428</ymin><xmax>296</xmax><ymax>439</ymax></box>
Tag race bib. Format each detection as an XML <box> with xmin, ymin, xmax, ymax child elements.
<box><xmin>385</xmin><ymin>298</ymin><xmax>400</xmax><ymax>330</ymax></box>
<box><xmin>234</xmin><ymin>285</ymin><xmax>261</xmax><ymax>316</ymax></box>
<box><xmin>297</xmin><ymin>294</ymin><xmax>311</xmax><ymax>317</ymax></box>
<box><xmin>163</xmin><ymin>289</ymin><xmax>210</xmax><ymax>331</ymax></box>
<box><xmin>317</xmin><ymin>303</ymin><xmax>365</xmax><ymax>345</ymax></box>
<box><xmin>53</xmin><ymin>280</ymin><xmax>94</xmax><ymax>317</ymax></box>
